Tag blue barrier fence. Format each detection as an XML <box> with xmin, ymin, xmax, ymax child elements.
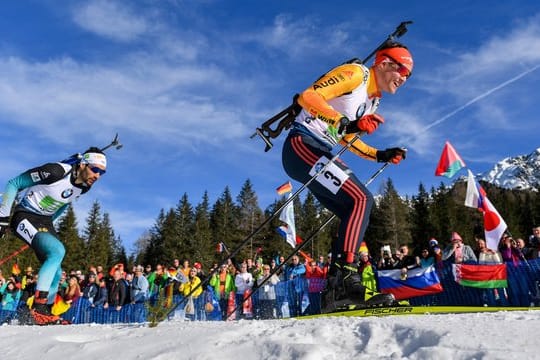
<box><xmin>2</xmin><ymin>258</ymin><xmax>540</xmax><ymax>324</ymax></box>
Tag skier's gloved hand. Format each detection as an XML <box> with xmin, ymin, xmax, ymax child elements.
<box><xmin>355</xmin><ymin>114</ymin><xmax>384</xmax><ymax>134</ymax></box>
<box><xmin>337</xmin><ymin>117</ymin><xmax>350</xmax><ymax>135</ymax></box>
<box><xmin>0</xmin><ymin>216</ymin><xmax>10</xmax><ymax>238</ymax></box>
<box><xmin>376</xmin><ymin>147</ymin><xmax>407</xmax><ymax>164</ymax></box>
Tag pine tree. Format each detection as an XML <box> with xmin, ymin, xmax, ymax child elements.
<box><xmin>429</xmin><ymin>183</ymin><xmax>453</xmax><ymax>243</ymax></box>
<box><xmin>160</xmin><ymin>209</ymin><xmax>180</xmax><ymax>265</ymax></box>
<box><xmin>376</xmin><ymin>179</ymin><xmax>411</xmax><ymax>250</ymax></box>
<box><xmin>143</xmin><ymin>210</ymin><xmax>167</xmax><ymax>267</ymax></box>
<box><xmin>236</xmin><ymin>179</ymin><xmax>264</xmax><ymax>259</ymax></box>
<box><xmin>83</xmin><ymin>201</ymin><xmax>110</xmax><ymax>269</ymax></box>
<box><xmin>210</xmin><ymin>187</ymin><xmax>240</xmax><ymax>257</ymax></box>
<box><xmin>101</xmin><ymin>212</ymin><xmax>119</xmax><ymax>269</ymax></box>
<box><xmin>299</xmin><ymin>192</ymin><xmax>323</xmax><ymax>259</ymax></box>
<box><xmin>171</xmin><ymin>193</ymin><xmax>194</xmax><ymax>260</ymax></box>
<box><xmin>56</xmin><ymin>206</ymin><xmax>85</xmax><ymax>272</ymax></box>
<box><xmin>409</xmin><ymin>183</ymin><xmax>436</xmax><ymax>252</ymax></box>
<box><xmin>192</xmin><ymin>192</ymin><xmax>214</xmax><ymax>267</ymax></box>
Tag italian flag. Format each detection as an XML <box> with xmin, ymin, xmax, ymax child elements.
<box><xmin>454</xmin><ymin>263</ymin><xmax>508</xmax><ymax>289</ymax></box>
<box><xmin>435</xmin><ymin>141</ymin><xmax>466</xmax><ymax>178</ymax></box>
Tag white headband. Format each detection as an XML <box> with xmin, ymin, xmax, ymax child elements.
<box><xmin>82</xmin><ymin>152</ymin><xmax>107</xmax><ymax>168</ymax></box>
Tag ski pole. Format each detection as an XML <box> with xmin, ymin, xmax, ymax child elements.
<box><xmin>226</xmin><ymin>215</ymin><xmax>336</xmax><ymax>320</ymax></box>
<box><xmin>151</xmin><ymin>132</ymin><xmax>364</xmax><ymax>325</ymax></box>
<box><xmin>227</xmin><ymin>162</ymin><xmax>391</xmax><ymax>319</ymax></box>
<box><xmin>0</xmin><ymin>244</ymin><xmax>30</xmax><ymax>266</ymax></box>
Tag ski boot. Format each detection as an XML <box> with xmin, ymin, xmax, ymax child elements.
<box><xmin>365</xmin><ymin>291</ymin><xmax>396</xmax><ymax>307</ymax></box>
<box><xmin>321</xmin><ymin>263</ymin><xmax>367</xmax><ymax>313</ymax></box>
<box><xmin>30</xmin><ymin>291</ymin><xmax>61</xmax><ymax>325</ymax></box>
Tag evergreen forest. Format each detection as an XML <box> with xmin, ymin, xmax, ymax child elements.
<box><xmin>1</xmin><ymin>178</ymin><xmax>539</xmax><ymax>274</ymax></box>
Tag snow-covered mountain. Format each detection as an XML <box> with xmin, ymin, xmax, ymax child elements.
<box><xmin>480</xmin><ymin>147</ymin><xmax>540</xmax><ymax>191</ymax></box>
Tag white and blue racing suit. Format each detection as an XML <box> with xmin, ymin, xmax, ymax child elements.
<box><xmin>0</xmin><ymin>162</ymin><xmax>90</xmax><ymax>304</ymax></box>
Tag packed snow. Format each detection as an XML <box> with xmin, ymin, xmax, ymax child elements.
<box><xmin>1</xmin><ymin>310</ymin><xmax>539</xmax><ymax>360</ymax></box>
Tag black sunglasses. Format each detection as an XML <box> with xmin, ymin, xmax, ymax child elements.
<box><xmin>88</xmin><ymin>165</ymin><xmax>106</xmax><ymax>175</ymax></box>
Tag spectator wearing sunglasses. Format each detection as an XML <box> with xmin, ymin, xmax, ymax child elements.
<box><xmin>0</xmin><ymin>147</ymin><xmax>107</xmax><ymax>325</ymax></box>
<box><xmin>281</xmin><ymin>41</ymin><xmax>413</xmax><ymax>312</ymax></box>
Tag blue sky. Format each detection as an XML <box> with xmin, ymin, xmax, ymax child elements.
<box><xmin>1</xmin><ymin>1</ymin><xmax>539</xmax><ymax>253</ymax></box>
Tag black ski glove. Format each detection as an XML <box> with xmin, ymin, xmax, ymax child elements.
<box><xmin>337</xmin><ymin>117</ymin><xmax>350</xmax><ymax>135</ymax></box>
<box><xmin>0</xmin><ymin>216</ymin><xmax>10</xmax><ymax>238</ymax></box>
<box><xmin>376</xmin><ymin>148</ymin><xmax>407</xmax><ymax>164</ymax></box>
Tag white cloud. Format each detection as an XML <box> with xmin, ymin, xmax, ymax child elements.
<box><xmin>239</xmin><ymin>14</ymin><xmax>353</xmax><ymax>59</ymax></box>
<box><xmin>0</xmin><ymin>54</ymin><xmax>251</xmax><ymax>148</ymax></box>
<box><xmin>72</xmin><ymin>0</ymin><xmax>149</xmax><ymax>42</ymax></box>
<box><xmin>418</xmin><ymin>16</ymin><xmax>540</xmax><ymax>99</ymax></box>
<box><xmin>398</xmin><ymin>15</ymin><xmax>540</xmax><ymax>158</ymax></box>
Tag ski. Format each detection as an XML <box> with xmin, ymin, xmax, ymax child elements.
<box><xmin>299</xmin><ymin>305</ymin><xmax>540</xmax><ymax>319</ymax></box>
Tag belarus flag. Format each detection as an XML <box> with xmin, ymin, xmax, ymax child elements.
<box><xmin>377</xmin><ymin>265</ymin><xmax>443</xmax><ymax>300</ymax></box>
<box><xmin>435</xmin><ymin>141</ymin><xmax>466</xmax><ymax>178</ymax></box>
<box><xmin>454</xmin><ymin>263</ymin><xmax>508</xmax><ymax>289</ymax></box>
<box><xmin>464</xmin><ymin>169</ymin><xmax>507</xmax><ymax>251</ymax></box>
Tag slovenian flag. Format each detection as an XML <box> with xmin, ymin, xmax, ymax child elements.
<box><xmin>276</xmin><ymin>192</ymin><xmax>297</xmax><ymax>248</ymax></box>
<box><xmin>464</xmin><ymin>169</ymin><xmax>507</xmax><ymax>251</ymax></box>
<box><xmin>276</xmin><ymin>181</ymin><xmax>292</xmax><ymax>195</ymax></box>
<box><xmin>454</xmin><ymin>263</ymin><xmax>508</xmax><ymax>288</ymax></box>
<box><xmin>216</xmin><ymin>242</ymin><xmax>228</xmax><ymax>254</ymax></box>
<box><xmin>377</xmin><ymin>265</ymin><xmax>443</xmax><ymax>300</ymax></box>
<box><xmin>435</xmin><ymin>141</ymin><xmax>466</xmax><ymax>178</ymax></box>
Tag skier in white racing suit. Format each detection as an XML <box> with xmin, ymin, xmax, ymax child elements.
<box><xmin>0</xmin><ymin>148</ymin><xmax>107</xmax><ymax>324</ymax></box>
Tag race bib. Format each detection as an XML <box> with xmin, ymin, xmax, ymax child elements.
<box><xmin>309</xmin><ymin>156</ymin><xmax>349</xmax><ymax>194</ymax></box>
<box><xmin>16</xmin><ymin>219</ymin><xmax>38</xmax><ymax>244</ymax></box>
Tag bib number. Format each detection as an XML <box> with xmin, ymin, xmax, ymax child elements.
<box><xmin>309</xmin><ymin>156</ymin><xmax>349</xmax><ymax>194</ymax></box>
<box><xmin>16</xmin><ymin>219</ymin><xmax>38</xmax><ymax>244</ymax></box>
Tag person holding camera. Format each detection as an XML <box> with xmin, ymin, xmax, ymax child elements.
<box><xmin>377</xmin><ymin>245</ymin><xmax>396</xmax><ymax>270</ymax></box>
<box><xmin>527</xmin><ymin>226</ymin><xmax>540</xmax><ymax>259</ymax></box>
<box><xmin>442</xmin><ymin>232</ymin><xmax>477</xmax><ymax>264</ymax></box>
<box><xmin>498</xmin><ymin>233</ymin><xmax>523</xmax><ymax>264</ymax></box>
<box><xmin>393</xmin><ymin>244</ymin><xmax>419</xmax><ymax>280</ymax></box>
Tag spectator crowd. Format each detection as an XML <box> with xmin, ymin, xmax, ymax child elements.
<box><xmin>1</xmin><ymin>225</ymin><xmax>540</xmax><ymax>324</ymax></box>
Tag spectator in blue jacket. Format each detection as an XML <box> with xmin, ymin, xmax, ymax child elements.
<box><xmin>286</xmin><ymin>255</ymin><xmax>306</xmax><ymax>317</ymax></box>
<box><xmin>131</xmin><ymin>265</ymin><xmax>149</xmax><ymax>303</ymax></box>
<box><xmin>0</xmin><ymin>278</ymin><xmax>21</xmax><ymax>312</ymax></box>
<box><xmin>82</xmin><ymin>273</ymin><xmax>99</xmax><ymax>305</ymax></box>
<box><xmin>256</xmin><ymin>264</ymin><xmax>280</xmax><ymax>319</ymax></box>
<box><xmin>93</xmin><ymin>277</ymin><xmax>108</xmax><ymax>308</ymax></box>
<box><xmin>0</xmin><ymin>278</ymin><xmax>22</xmax><ymax>324</ymax></box>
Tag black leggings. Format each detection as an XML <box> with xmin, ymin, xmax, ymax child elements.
<box><xmin>282</xmin><ymin>133</ymin><xmax>373</xmax><ymax>264</ymax></box>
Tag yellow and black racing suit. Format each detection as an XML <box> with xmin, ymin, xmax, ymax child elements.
<box><xmin>282</xmin><ymin>61</ymin><xmax>382</xmax><ymax>266</ymax></box>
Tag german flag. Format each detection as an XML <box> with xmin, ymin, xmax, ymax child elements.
<box><xmin>276</xmin><ymin>181</ymin><xmax>292</xmax><ymax>195</ymax></box>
